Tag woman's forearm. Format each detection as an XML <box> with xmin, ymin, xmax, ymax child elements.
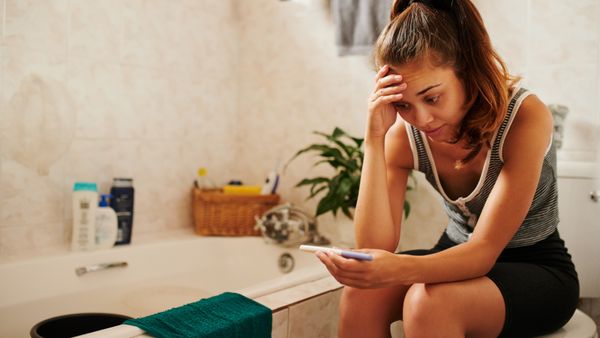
<box><xmin>398</xmin><ymin>240</ymin><xmax>497</xmax><ymax>284</ymax></box>
<box><xmin>354</xmin><ymin>136</ymin><xmax>399</xmax><ymax>251</ymax></box>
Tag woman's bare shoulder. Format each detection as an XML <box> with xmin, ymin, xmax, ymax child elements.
<box><xmin>384</xmin><ymin>119</ymin><xmax>415</xmax><ymax>170</ymax></box>
<box><xmin>503</xmin><ymin>94</ymin><xmax>553</xmax><ymax>161</ymax></box>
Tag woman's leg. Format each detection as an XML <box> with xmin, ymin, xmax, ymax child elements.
<box><xmin>338</xmin><ymin>284</ymin><xmax>411</xmax><ymax>338</ymax></box>
<box><xmin>338</xmin><ymin>276</ymin><xmax>505</xmax><ymax>338</ymax></box>
<box><xmin>402</xmin><ymin>277</ymin><xmax>505</xmax><ymax>338</ymax></box>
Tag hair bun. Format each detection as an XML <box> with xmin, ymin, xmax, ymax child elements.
<box><xmin>410</xmin><ymin>0</ymin><xmax>454</xmax><ymax>11</ymax></box>
<box><xmin>391</xmin><ymin>0</ymin><xmax>455</xmax><ymax>19</ymax></box>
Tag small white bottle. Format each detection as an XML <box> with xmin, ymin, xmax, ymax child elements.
<box><xmin>260</xmin><ymin>170</ymin><xmax>279</xmax><ymax>195</ymax></box>
<box><xmin>71</xmin><ymin>182</ymin><xmax>98</xmax><ymax>251</ymax></box>
<box><xmin>95</xmin><ymin>194</ymin><xmax>118</xmax><ymax>249</ymax></box>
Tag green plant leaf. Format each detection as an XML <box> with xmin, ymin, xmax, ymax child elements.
<box><xmin>351</xmin><ymin>137</ymin><xmax>364</xmax><ymax>148</ymax></box>
<box><xmin>332</xmin><ymin>127</ymin><xmax>345</xmax><ymax>139</ymax></box>
<box><xmin>314</xmin><ymin>130</ymin><xmax>356</xmax><ymax>158</ymax></box>
<box><xmin>337</xmin><ymin>177</ymin><xmax>353</xmax><ymax>197</ymax></box>
<box><xmin>316</xmin><ymin>193</ymin><xmax>339</xmax><ymax>216</ymax></box>
<box><xmin>308</xmin><ymin>185</ymin><xmax>328</xmax><ymax>199</ymax></box>
<box><xmin>285</xmin><ymin>144</ymin><xmax>333</xmax><ymax>168</ymax></box>
<box><xmin>341</xmin><ymin>205</ymin><xmax>353</xmax><ymax>220</ymax></box>
<box><xmin>295</xmin><ymin>177</ymin><xmax>329</xmax><ymax>188</ymax></box>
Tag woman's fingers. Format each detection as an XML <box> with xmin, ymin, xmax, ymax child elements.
<box><xmin>373</xmin><ymin>64</ymin><xmax>389</xmax><ymax>82</ymax></box>
<box><xmin>317</xmin><ymin>256</ymin><xmax>376</xmax><ymax>288</ymax></box>
<box><xmin>375</xmin><ymin>74</ymin><xmax>404</xmax><ymax>91</ymax></box>
<box><xmin>370</xmin><ymin>92</ymin><xmax>404</xmax><ymax>107</ymax></box>
<box><xmin>370</xmin><ymin>66</ymin><xmax>406</xmax><ymax>108</ymax></box>
<box><xmin>317</xmin><ymin>255</ymin><xmax>370</xmax><ymax>287</ymax></box>
<box><xmin>373</xmin><ymin>82</ymin><xmax>407</xmax><ymax>98</ymax></box>
<box><xmin>317</xmin><ymin>252</ymin><xmax>370</xmax><ymax>273</ymax></box>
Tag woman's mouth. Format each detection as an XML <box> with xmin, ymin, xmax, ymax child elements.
<box><xmin>423</xmin><ymin>125</ymin><xmax>444</xmax><ymax>137</ymax></box>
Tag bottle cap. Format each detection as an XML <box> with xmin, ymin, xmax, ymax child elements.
<box><xmin>98</xmin><ymin>194</ymin><xmax>112</xmax><ymax>207</ymax></box>
<box><xmin>74</xmin><ymin>182</ymin><xmax>97</xmax><ymax>192</ymax></box>
<box><xmin>113</xmin><ymin>178</ymin><xmax>133</xmax><ymax>187</ymax></box>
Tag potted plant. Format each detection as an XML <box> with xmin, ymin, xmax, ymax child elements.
<box><xmin>286</xmin><ymin>127</ymin><xmax>412</xmax><ymax>224</ymax></box>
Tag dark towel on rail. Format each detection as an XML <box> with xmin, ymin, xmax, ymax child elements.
<box><xmin>124</xmin><ymin>292</ymin><xmax>272</xmax><ymax>338</ymax></box>
<box><xmin>332</xmin><ymin>0</ymin><xmax>393</xmax><ymax>56</ymax></box>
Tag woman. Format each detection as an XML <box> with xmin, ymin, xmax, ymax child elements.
<box><xmin>315</xmin><ymin>0</ymin><xmax>579</xmax><ymax>337</ymax></box>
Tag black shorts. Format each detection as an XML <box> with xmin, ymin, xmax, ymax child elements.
<box><xmin>400</xmin><ymin>230</ymin><xmax>579</xmax><ymax>337</ymax></box>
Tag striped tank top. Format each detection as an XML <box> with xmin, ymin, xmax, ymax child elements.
<box><xmin>405</xmin><ymin>87</ymin><xmax>559</xmax><ymax>248</ymax></box>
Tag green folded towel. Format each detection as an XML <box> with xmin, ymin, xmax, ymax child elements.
<box><xmin>124</xmin><ymin>292</ymin><xmax>272</xmax><ymax>338</ymax></box>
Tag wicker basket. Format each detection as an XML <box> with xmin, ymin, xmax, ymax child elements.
<box><xmin>192</xmin><ymin>188</ymin><xmax>280</xmax><ymax>236</ymax></box>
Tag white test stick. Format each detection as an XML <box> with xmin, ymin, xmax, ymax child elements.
<box><xmin>299</xmin><ymin>244</ymin><xmax>373</xmax><ymax>261</ymax></box>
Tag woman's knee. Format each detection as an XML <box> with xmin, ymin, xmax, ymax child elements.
<box><xmin>402</xmin><ymin>283</ymin><xmax>456</xmax><ymax>330</ymax></box>
<box><xmin>402</xmin><ymin>279</ymin><xmax>505</xmax><ymax>337</ymax></box>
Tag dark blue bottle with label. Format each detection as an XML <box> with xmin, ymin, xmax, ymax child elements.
<box><xmin>110</xmin><ymin>178</ymin><xmax>134</xmax><ymax>245</ymax></box>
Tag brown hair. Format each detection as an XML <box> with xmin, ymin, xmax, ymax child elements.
<box><xmin>374</xmin><ymin>0</ymin><xmax>519</xmax><ymax>167</ymax></box>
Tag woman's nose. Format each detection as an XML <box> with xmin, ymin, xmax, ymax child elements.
<box><xmin>414</xmin><ymin>107</ymin><xmax>435</xmax><ymax>126</ymax></box>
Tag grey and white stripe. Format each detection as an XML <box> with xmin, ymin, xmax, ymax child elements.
<box><xmin>405</xmin><ymin>87</ymin><xmax>559</xmax><ymax>248</ymax></box>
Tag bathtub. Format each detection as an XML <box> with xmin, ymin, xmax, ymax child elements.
<box><xmin>0</xmin><ymin>235</ymin><xmax>330</xmax><ymax>338</ymax></box>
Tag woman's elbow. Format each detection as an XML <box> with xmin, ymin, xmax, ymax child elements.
<box><xmin>470</xmin><ymin>241</ymin><xmax>502</xmax><ymax>276</ymax></box>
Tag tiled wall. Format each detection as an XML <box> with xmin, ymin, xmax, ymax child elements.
<box><xmin>271</xmin><ymin>289</ymin><xmax>342</xmax><ymax>338</ymax></box>
<box><xmin>0</xmin><ymin>0</ymin><xmax>240</xmax><ymax>260</ymax></box>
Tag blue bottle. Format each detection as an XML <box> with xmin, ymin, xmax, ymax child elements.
<box><xmin>110</xmin><ymin>178</ymin><xmax>134</xmax><ymax>245</ymax></box>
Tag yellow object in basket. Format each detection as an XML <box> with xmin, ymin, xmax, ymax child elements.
<box><xmin>223</xmin><ymin>185</ymin><xmax>262</xmax><ymax>195</ymax></box>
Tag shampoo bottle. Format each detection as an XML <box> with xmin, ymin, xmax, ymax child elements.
<box><xmin>71</xmin><ymin>182</ymin><xmax>98</xmax><ymax>251</ymax></box>
<box><xmin>95</xmin><ymin>194</ymin><xmax>118</xmax><ymax>249</ymax></box>
<box><xmin>110</xmin><ymin>178</ymin><xmax>134</xmax><ymax>245</ymax></box>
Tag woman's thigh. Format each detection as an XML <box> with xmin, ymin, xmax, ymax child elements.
<box><xmin>487</xmin><ymin>262</ymin><xmax>579</xmax><ymax>337</ymax></box>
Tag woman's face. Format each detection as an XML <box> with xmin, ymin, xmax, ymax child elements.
<box><xmin>389</xmin><ymin>58</ymin><xmax>470</xmax><ymax>143</ymax></box>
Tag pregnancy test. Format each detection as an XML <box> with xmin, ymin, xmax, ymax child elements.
<box><xmin>299</xmin><ymin>245</ymin><xmax>373</xmax><ymax>261</ymax></box>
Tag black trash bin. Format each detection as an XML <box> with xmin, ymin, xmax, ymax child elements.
<box><xmin>30</xmin><ymin>313</ymin><xmax>132</xmax><ymax>338</ymax></box>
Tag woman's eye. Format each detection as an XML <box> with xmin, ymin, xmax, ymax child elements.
<box><xmin>394</xmin><ymin>102</ymin><xmax>410</xmax><ymax>110</ymax></box>
<box><xmin>426</xmin><ymin>96</ymin><xmax>440</xmax><ymax>104</ymax></box>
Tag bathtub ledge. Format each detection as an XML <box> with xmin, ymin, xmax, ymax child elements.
<box><xmin>253</xmin><ymin>275</ymin><xmax>342</xmax><ymax>311</ymax></box>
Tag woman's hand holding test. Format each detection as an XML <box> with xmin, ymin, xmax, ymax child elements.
<box><xmin>316</xmin><ymin>249</ymin><xmax>412</xmax><ymax>289</ymax></box>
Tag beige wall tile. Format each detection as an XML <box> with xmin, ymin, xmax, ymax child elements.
<box><xmin>288</xmin><ymin>289</ymin><xmax>341</xmax><ymax>338</ymax></box>
<box><xmin>69</xmin><ymin>0</ymin><xmax>124</xmax><ymax>63</ymax></box>
<box><xmin>0</xmin><ymin>221</ymin><xmax>68</xmax><ymax>262</ymax></box>
<box><xmin>527</xmin><ymin>65</ymin><xmax>598</xmax><ymax>159</ymax></box>
<box><xmin>0</xmin><ymin>160</ymin><xmax>64</xmax><ymax>228</ymax></box>
<box><xmin>530</xmin><ymin>0</ymin><xmax>599</xmax><ymax>66</ymax></box>
<box><xmin>4</xmin><ymin>0</ymin><xmax>69</xmax><ymax>59</ymax></box>
<box><xmin>272</xmin><ymin>309</ymin><xmax>289</xmax><ymax>338</ymax></box>
<box><xmin>473</xmin><ymin>0</ymin><xmax>528</xmax><ymax>75</ymax></box>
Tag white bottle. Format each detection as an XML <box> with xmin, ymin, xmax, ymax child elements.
<box><xmin>71</xmin><ymin>182</ymin><xmax>98</xmax><ymax>251</ymax></box>
<box><xmin>95</xmin><ymin>194</ymin><xmax>118</xmax><ymax>249</ymax></box>
<box><xmin>260</xmin><ymin>170</ymin><xmax>279</xmax><ymax>195</ymax></box>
